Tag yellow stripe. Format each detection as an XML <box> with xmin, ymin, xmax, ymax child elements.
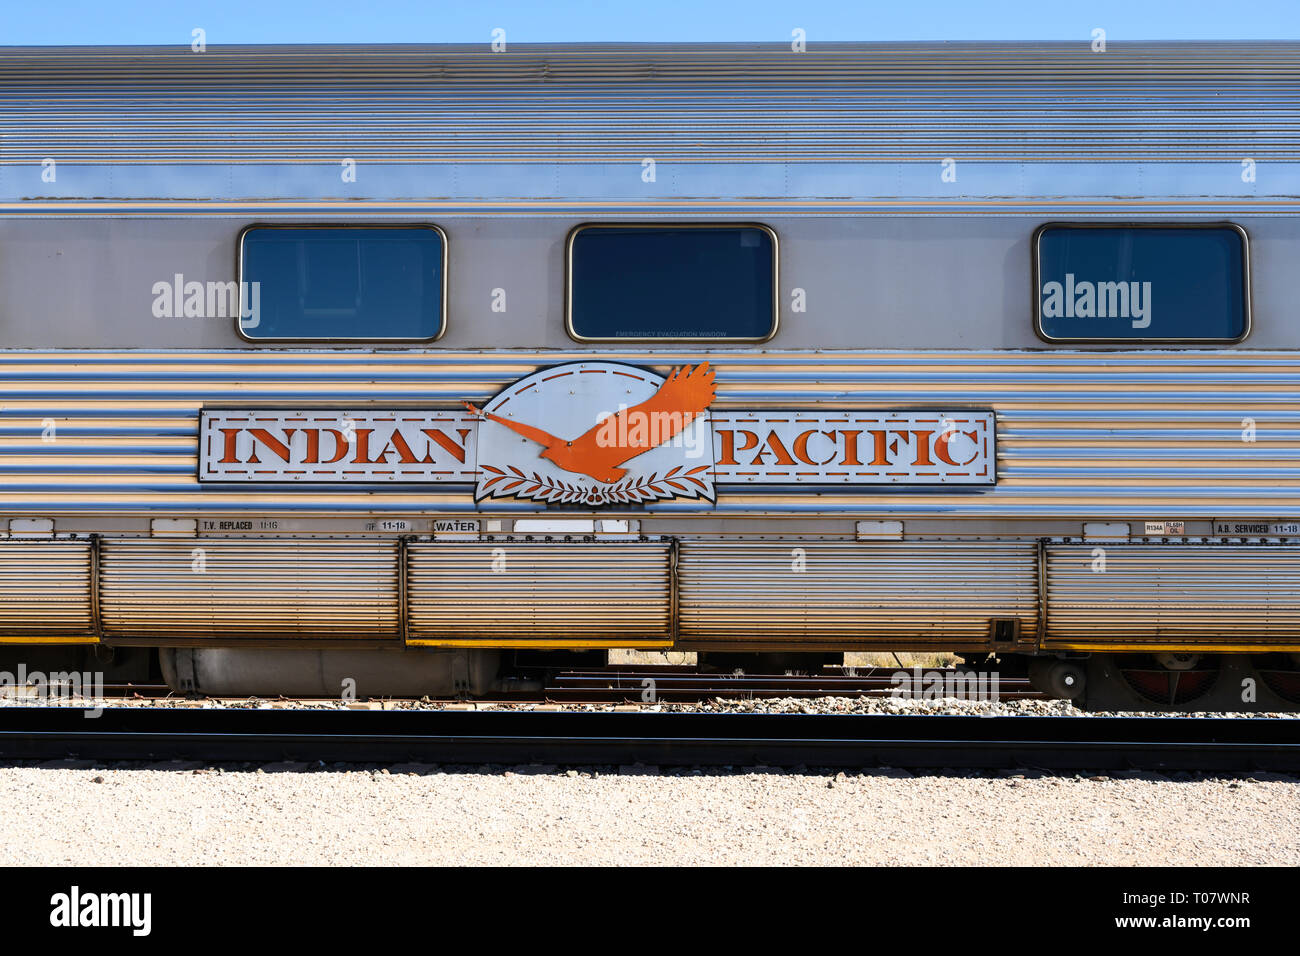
<box><xmin>0</xmin><ymin>636</ymin><xmax>98</xmax><ymax>645</ymax></box>
<box><xmin>405</xmin><ymin>638</ymin><xmax>672</xmax><ymax>650</ymax></box>
<box><xmin>1042</xmin><ymin>642</ymin><xmax>1300</xmax><ymax>653</ymax></box>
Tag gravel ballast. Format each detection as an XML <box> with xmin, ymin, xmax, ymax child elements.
<box><xmin>1</xmin><ymin>695</ymin><xmax>1294</xmax><ymax>866</ymax></box>
<box><xmin>0</xmin><ymin>763</ymin><xmax>1295</xmax><ymax>866</ymax></box>
<box><xmin>0</xmin><ymin>693</ymin><xmax>1293</xmax><ymax>718</ymax></box>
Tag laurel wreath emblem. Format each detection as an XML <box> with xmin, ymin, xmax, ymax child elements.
<box><xmin>479</xmin><ymin>464</ymin><xmax>712</xmax><ymax>504</ymax></box>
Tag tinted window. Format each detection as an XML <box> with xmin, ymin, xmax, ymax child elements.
<box><xmin>1035</xmin><ymin>224</ymin><xmax>1248</xmax><ymax>342</ymax></box>
<box><xmin>568</xmin><ymin>225</ymin><xmax>776</xmax><ymax>339</ymax></box>
<box><xmin>239</xmin><ymin>226</ymin><xmax>444</xmax><ymax>340</ymax></box>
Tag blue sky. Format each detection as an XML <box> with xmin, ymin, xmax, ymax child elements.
<box><xmin>1</xmin><ymin>0</ymin><xmax>1297</xmax><ymax>45</ymax></box>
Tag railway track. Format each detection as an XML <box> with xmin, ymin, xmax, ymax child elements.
<box><xmin>0</xmin><ymin>706</ymin><xmax>1296</xmax><ymax>771</ymax></box>
<box><xmin>48</xmin><ymin>666</ymin><xmax>1037</xmax><ymax>704</ymax></box>
<box><xmin>2</xmin><ymin>666</ymin><xmax>1034</xmax><ymax>705</ymax></box>
<box><xmin>535</xmin><ymin>666</ymin><xmax>1042</xmax><ymax>702</ymax></box>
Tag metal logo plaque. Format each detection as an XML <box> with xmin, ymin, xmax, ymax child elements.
<box><xmin>200</xmin><ymin>361</ymin><xmax>997</xmax><ymax>500</ymax></box>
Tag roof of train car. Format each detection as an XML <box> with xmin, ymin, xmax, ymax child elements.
<box><xmin>1</xmin><ymin>40</ymin><xmax>1298</xmax><ymax>54</ymax></box>
<box><xmin>0</xmin><ymin>42</ymin><xmax>1295</xmax><ymax>199</ymax></box>
<box><xmin>0</xmin><ymin>41</ymin><xmax>1297</xmax><ymax>80</ymax></box>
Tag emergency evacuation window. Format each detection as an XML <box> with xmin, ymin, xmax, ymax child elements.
<box><xmin>237</xmin><ymin>225</ymin><xmax>446</xmax><ymax>340</ymax></box>
<box><xmin>1033</xmin><ymin>223</ymin><xmax>1249</xmax><ymax>343</ymax></box>
<box><xmin>567</xmin><ymin>224</ymin><xmax>778</xmax><ymax>340</ymax></box>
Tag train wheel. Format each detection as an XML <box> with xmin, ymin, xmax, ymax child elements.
<box><xmin>1253</xmin><ymin>653</ymin><xmax>1300</xmax><ymax>704</ymax></box>
<box><xmin>1118</xmin><ymin>654</ymin><xmax>1221</xmax><ymax>706</ymax></box>
<box><xmin>1028</xmin><ymin>657</ymin><xmax>1086</xmax><ymax>699</ymax></box>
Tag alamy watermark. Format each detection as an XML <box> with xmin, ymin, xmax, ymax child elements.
<box><xmin>0</xmin><ymin>665</ymin><xmax>105</xmax><ymax>718</ymax></box>
<box><xmin>890</xmin><ymin>666</ymin><xmax>1001</xmax><ymax>701</ymax></box>
<box><xmin>50</xmin><ymin>886</ymin><xmax>151</xmax><ymax>936</ymax></box>
<box><xmin>1040</xmin><ymin>274</ymin><xmax>1152</xmax><ymax>329</ymax></box>
<box><xmin>592</xmin><ymin>405</ymin><xmax>709</xmax><ymax>457</ymax></box>
<box><xmin>151</xmin><ymin>274</ymin><xmax>261</xmax><ymax>329</ymax></box>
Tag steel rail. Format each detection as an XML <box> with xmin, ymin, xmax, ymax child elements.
<box><xmin>0</xmin><ymin>674</ymin><xmax>1041</xmax><ymax>702</ymax></box>
<box><xmin>0</xmin><ymin>707</ymin><xmax>1296</xmax><ymax>771</ymax></box>
<box><xmin>538</xmin><ymin>667</ymin><xmax>1043</xmax><ymax>701</ymax></box>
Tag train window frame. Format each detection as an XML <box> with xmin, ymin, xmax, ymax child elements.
<box><xmin>564</xmin><ymin>222</ymin><xmax>780</xmax><ymax>343</ymax></box>
<box><xmin>1031</xmin><ymin>221</ymin><xmax>1252</xmax><ymax>345</ymax></box>
<box><xmin>234</xmin><ymin>222</ymin><xmax>449</xmax><ymax>343</ymax></box>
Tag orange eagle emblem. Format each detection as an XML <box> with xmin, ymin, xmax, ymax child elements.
<box><xmin>464</xmin><ymin>362</ymin><xmax>716</xmax><ymax>484</ymax></box>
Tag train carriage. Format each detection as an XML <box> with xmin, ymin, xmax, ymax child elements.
<box><xmin>1</xmin><ymin>41</ymin><xmax>1298</xmax><ymax>709</ymax></box>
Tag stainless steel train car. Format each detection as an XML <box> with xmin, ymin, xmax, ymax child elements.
<box><xmin>1</xmin><ymin>41</ymin><xmax>1298</xmax><ymax>709</ymax></box>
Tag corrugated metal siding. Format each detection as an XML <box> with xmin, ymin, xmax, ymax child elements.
<box><xmin>98</xmin><ymin>538</ymin><xmax>400</xmax><ymax>640</ymax></box>
<box><xmin>0</xmin><ymin>349</ymin><xmax>1298</xmax><ymax>518</ymax></box>
<box><xmin>0</xmin><ymin>43</ymin><xmax>1296</xmax><ymax>164</ymax></box>
<box><xmin>406</xmin><ymin>540</ymin><xmax>671</xmax><ymax>644</ymax></box>
<box><xmin>0</xmin><ymin>540</ymin><xmax>94</xmax><ymax>638</ymax></box>
<box><xmin>1044</xmin><ymin>543</ymin><xmax>1300</xmax><ymax>647</ymax></box>
<box><xmin>678</xmin><ymin>540</ymin><xmax>1038</xmax><ymax>646</ymax></box>
<box><xmin>10</xmin><ymin>534</ymin><xmax>1300</xmax><ymax>649</ymax></box>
